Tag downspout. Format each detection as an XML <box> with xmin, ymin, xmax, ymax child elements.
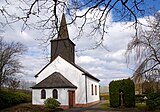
<box><xmin>83</xmin><ymin>73</ymin><xmax>88</xmax><ymax>104</ymax></box>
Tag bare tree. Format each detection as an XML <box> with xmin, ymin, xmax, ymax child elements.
<box><xmin>0</xmin><ymin>37</ymin><xmax>27</xmax><ymax>88</ymax></box>
<box><xmin>19</xmin><ymin>80</ymin><xmax>36</xmax><ymax>90</ymax></box>
<box><xmin>127</xmin><ymin>12</ymin><xmax>160</xmax><ymax>88</ymax></box>
<box><xmin>1</xmin><ymin>0</ymin><xmax>158</xmax><ymax>45</ymax></box>
<box><xmin>6</xmin><ymin>77</ymin><xmax>20</xmax><ymax>91</ymax></box>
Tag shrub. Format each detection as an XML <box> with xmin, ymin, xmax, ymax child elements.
<box><xmin>109</xmin><ymin>78</ymin><xmax>135</xmax><ymax>108</ymax></box>
<box><xmin>146</xmin><ymin>92</ymin><xmax>160</xmax><ymax>110</ymax></box>
<box><xmin>0</xmin><ymin>90</ymin><xmax>31</xmax><ymax>109</ymax></box>
<box><xmin>44</xmin><ymin>98</ymin><xmax>60</xmax><ymax>109</ymax></box>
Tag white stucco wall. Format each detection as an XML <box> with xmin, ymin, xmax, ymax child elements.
<box><xmin>32</xmin><ymin>88</ymin><xmax>74</xmax><ymax>105</ymax></box>
<box><xmin>87</xmin><ymin>77</ymin><xmax>100</xmax><ymax>103</ymax></box>
<box><xmin>34</xmin><ymin>56</ymin><xmax>86</xmax><ymax>104</ymax></box>
<box><xmin>32</xmin><ymin>56</ymin><xmax>99</xmax><ymax>105</ymax></box>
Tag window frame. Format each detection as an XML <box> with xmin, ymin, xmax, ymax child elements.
<box><xmin>41</xmin><ymin>89</ymin><xmax>46</xmax><ymax>99</ymax></box>
<box><xmin>95</xmin><ymin>85</ymin><xmax>97</xmax><ymax>95</ymax></box>
<box><xmin>53</xmin><ymin>89</ymin><xmax>58</xmax><ymax>99</ymax></box>
<box><xmin>91</xmin><ymin>84</ymin><xmax>94</xmax><ymax>95</ymax></box>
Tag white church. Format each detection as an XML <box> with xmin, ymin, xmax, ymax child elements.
<box><xmin>31</xmin><ymin>14</ymin><xmax>100</xmax><ymax>109</ymax></box>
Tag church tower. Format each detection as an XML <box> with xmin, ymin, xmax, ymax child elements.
<box><xmin>50</xmin><ymin>13</ymin><xmax>75</xmax><ymax>63</ymax></box>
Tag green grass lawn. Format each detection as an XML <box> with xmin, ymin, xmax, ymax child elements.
<box><xmin>136</xmin><ymin>103</ymin><xmax>149</xmax><ymax>110</ymax></box>
<box><xmin>99</xmin><ymin>93</ymin><xmax>149</xmax><ymax>110</ymax></box>
<box><xmin>100</xmin><ymin>93</ymin><xmax>110</xmax><ymax>100</ymax></box>
<box><xmin>98</xmin><ymin>100</ymin><xmax>149</xmax><ymax>111</ymax></box>
<box><xmin>98</xmin><ymin>100</ymin><xmax>110</xmax><ymax>108</ymax></box>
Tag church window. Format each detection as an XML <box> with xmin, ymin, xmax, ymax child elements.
<box><xmin>53</xmin><ymin>89</ymin><xmax>58</xmax><ymax>99</ymax></box>
<box><xmin>41</xmin><ymin>89</ymin><xmax>46</xmax><ymax>99</ymax></box>
<box><xmin>95</xmin><ymin>85</ymin><xmax>97</xmax><ymax>95</ymax></box>
<box><xmin>91</xmin><ymin>84</ymin><xmax>94</xmax><ymax>95</ymax></box>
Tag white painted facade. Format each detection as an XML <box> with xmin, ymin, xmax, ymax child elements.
<box><xmin>32</xmin><ymin>88</ymin><xmax>75</xmax><ymax>105</ymax></box>
<box><xmin>32</xmin><ymin>56</ymin><xmax>99</xmax><ymax>106</ymax></box>
<box><xmin>87</xmin><ymin>77</ymin><xmax>100</xmax><ymax>103</ymax></box>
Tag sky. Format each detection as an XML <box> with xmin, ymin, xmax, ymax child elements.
<box><xmin>0</xmin><ymin>0</ymin><xmax>160</xmax><ymax>86</ymax></box>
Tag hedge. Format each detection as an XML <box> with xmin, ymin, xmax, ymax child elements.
<box><xmin>109</xmin><ymin>78</ymin><xmax>135</xmax><ymax>107</ymax></box>
<box><xmin>0</xmin><ymin>90</ymin><xmax>31</xmax><ymax>109</ymax></box>
<box><xmin>146</xmin><ymin>92</ymin><xmax>160</xmax><ymax>110</ymax></box>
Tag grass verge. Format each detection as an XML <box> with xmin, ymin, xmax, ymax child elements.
<box><xmin>100</xmin><ymin>93</ymin><xmax>110</xmax><ymax>100</ymax></box>
<box><xmin>136</xmin><ymin>103</ymin><xmax>148</xmax><ymax>110</ymax></box>
<box><xmin>98</xmin><ymin>100</ymin><xmax>149</xmax><ymax>111</ymax></box>
<box><xmin>97</xmin><ymin>100</ymin><xmax>110</xmax><ymax>108</ymax></box>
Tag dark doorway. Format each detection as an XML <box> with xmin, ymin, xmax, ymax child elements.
<box><xmin>68</xmin><ymin>90</ymin><xmax>75</xmax><ymax>108</ymax></box>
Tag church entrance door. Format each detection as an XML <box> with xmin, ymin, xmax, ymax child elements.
<box><xmin>68</xmin><ymin>90</ymin><xmax>75</xmax><ymax>108</ymax></box>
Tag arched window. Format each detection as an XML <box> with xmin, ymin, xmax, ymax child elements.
<box><xmin>95</xmin><ymin>85</ymin><xmax>97</xmax><ymax>95</ymax></box>
<box><xmin>41</xmin><ymin>89</ymin><xmax>46</xmax><ymax>99</ymax></box>
<box><xmin>91</xmin><ymin>84</ymin><xmax>94</xmax><ymax>95</ymax></box>
<box><xmin>53</xmin><ymin>89</ymin><xmax>58</xmax><ymax>99</ymax></box>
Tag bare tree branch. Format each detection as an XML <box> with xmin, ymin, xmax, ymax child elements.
<box><xmin>0</xmin><ymin>0</ymin><xmax>150</xmax><ymax>47</ymax></box>
<box><xmin>127</xmin><ymin>13</ymin><xmax>160</xmax><ymax>84</ymax></box>
<box><xmin>0</xmin><ymin>37</ymin><xmax>27</xmax><ymax>88</ymax></box>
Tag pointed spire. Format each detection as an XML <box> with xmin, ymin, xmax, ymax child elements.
<box><xmin>58</xmin><ymin>13</ymin><xmax>69</xmax><ymax>39</ymax></box>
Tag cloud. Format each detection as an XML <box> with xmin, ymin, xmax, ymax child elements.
<box><xmin>106</xmin><ymin>49</ymin><xmax>126</xmax><ymax>61</ymax></box>
<box><xmin>1</xmin><ymin>6</ymin><xmax>151</xmax><ymax>86</ymax></box>
<box><xmin>19</xmin><ymin>54</ymin><xmax>48</xmax><ymax>81</ymax></box>
<box><xmin>2</xmin><ymin>21</ymin><xmax>50</xmax><ymax>81</ymax></box>
<box><xmin>77</xmin><ymin>56</ymin><xmax>105</xmax><ymax>65</ymax></box>
<box><xmin>67</xmin><ymin>11</ymin><xmax>138</xmax><ymax>85</ymax></box>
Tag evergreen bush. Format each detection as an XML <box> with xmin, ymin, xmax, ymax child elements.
<box><xmin>44</xmin><ymin>98</ymin><xmax>60</xmax><ymax>109</ymax></box>
<box><xmin>146</xmin><ymin>92</ymin><xmax>160</xmax><ymax>110</ymax></box>
<box><xmin>109</xmin><ymin>78</ymin><xmax>135</xmax><ymax>107</ymax></box>
<box><xmin>0</xmin><ymin>90</ymin><xmax>31</xmax><ymax>109</ymax></box>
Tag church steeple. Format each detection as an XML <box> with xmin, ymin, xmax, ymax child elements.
<box><xmin>50</xmin><ymin>13</ymin><xmax>75</xmax><ymax>63</ymax></box>
<box><xmin>58</xmin><ymin>13</ymin><xmax>69</xmax><ymax>39</ymax></box>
